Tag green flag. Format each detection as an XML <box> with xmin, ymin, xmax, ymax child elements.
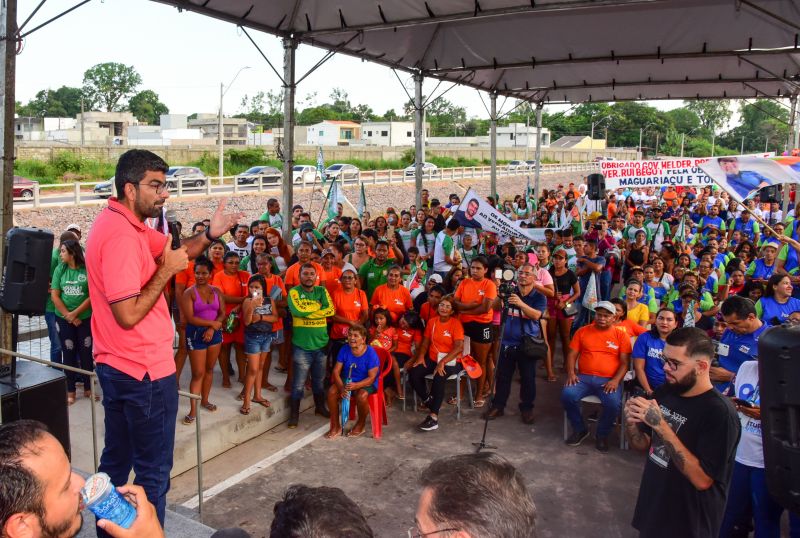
<box><xmin>674</xmin><ymin>215</ymin><xmax>686</xmax><ymax>244</ymax></box>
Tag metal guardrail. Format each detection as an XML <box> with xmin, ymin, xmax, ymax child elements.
<box><xmin>0</xmin><ymin>349</ymin><xmax>206</xmax><ymax>521</ymax></box>
<box><xmin>14</xmin><ymin>162</ymin><xmax>599</xmax><ymax>207</ymax></box>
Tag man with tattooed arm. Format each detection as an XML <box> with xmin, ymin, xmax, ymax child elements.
<box><xmin>625</xmin><ymin>327</ymin><xmax>740</xmax><ymax>538</ymax></box>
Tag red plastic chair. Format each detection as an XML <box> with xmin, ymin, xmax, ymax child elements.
<box><xmin>350</xmin><ymin>345</ymin><xmax>393</xmax><ymax>439</ymax></box>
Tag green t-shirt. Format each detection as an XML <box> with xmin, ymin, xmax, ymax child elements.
<box><xmin>287</xmin><ymin>285</ymin><xmax>334</xmax><ymax>350</ymax></box>
<box><xmin>46</xmin><ymin>248</ymin><xmax>59</xmax><ymax>313</ymax></box>
<box><xmin>358</xmin><ymin>258</ymin><xmax>391</xmax><ymax>301</ymax></box>
<box><xmin>51</xmin><ymin>264</ymin><xmax>91</xmax><ymax>319</ymax></box>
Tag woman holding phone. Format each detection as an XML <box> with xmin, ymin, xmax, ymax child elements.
<box><xmin>240</xmin><ymin>274</ymin><xmax>279</xmax><ymax>415</ymax></box>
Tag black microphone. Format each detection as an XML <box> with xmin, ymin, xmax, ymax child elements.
<box><xmin>165</xmin><ymin>210</ymin><xmax>181</xmax><ymax>250</ymax></box>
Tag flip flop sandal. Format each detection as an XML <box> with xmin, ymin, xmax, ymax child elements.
<box><xmin>473</xmin><ymin>399</ymin><xmax>486</xmax><ymax>408</ymax></box>
<box><xmin>183</xmin><ymin>415</ymin><xmax>196</xmax><ymax>425</ymax></box>
<box><xmin>201</xmin><ymin>402</ymin><xmax>218</xmax><ymax>412</ymax></box>
<box><xmin>235</xmin><ymin>393</ymin><xmax>244</xmax><ymax>401</ymax></box>
<box><xmin>446</xmin><ymin>396</ymin><xmax>461</xmax><ymax>406</ymax></box>
<box><xmin>265</xmin><ymin>384</ymin><xmax>279</xmax><ymax>392</ymax></box>
<box><xmin>239</xmin><ymin>407</ymin><xmax>250</xmax><ymax>415</ymax></box>
<box><xmin>252</xmin><ymin>399</ymin><xmax>271</xmax><ymax>408</ymax></box>
<box><xmin>347</xmin><ymin>429</ymin><xmax>365</xmax><ymax>438</ymax></box>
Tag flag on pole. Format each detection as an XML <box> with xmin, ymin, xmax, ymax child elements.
<box><xmin>673</xmin><ymin>215</ymin><xmax>686</xmax><ymax>244</ymax></box>
<box><xmin>547</xmin><ymin>208</ymin><xmax>557</xmax><ymax>228</ymax></box>
<box><xmin>316</xmin><ymin>147</ymin><xmax>326</xmax><ymax>185</ymax></box>
<box><xmin>326</xmin><ymin>178</ymin><xmax>344</xmax><ymax>221</ymax></box>
<box><xmin>358</xmin><ymin>183</ymin><xmax>367</xmax><ymax>218</ymax></box>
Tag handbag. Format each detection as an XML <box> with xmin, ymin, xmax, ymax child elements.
<box><xmin>516</xmin><ymin>307</ymin><xmax>548</xmax><ymax>358</ymax></box>
<box><xmin>561</xmin><ymin>301</ymin><xmax>579</xmax><ymax>317</ymax></box>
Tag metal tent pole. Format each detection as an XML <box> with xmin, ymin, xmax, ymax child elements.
<box><xmin>534</xmin><ymin>102</ymin><xmax>543</xmax><ymax>203</ymax></box>
<box><xmin>490</xmin><ymin>92</ymin><xmax>497</xmax><ymax>200</ymax></box>
<box><xmin>414</xmin><ymin>72</ymin><xmax>424</xmax><ymax>208</ymax></box>
<box><xmin>281</xmin><ymin>37</ymin><xmax>297</xmax><ymax>242</ymax></box>
<box><xmin>784</xmin><ymin>95</ymin><xmax>797</xmax><ymax>215</ymax></box>
<box><xmin>0</xmin><ymin>0</ymin><xmax>17</xmax><ymax>365</ymax></box>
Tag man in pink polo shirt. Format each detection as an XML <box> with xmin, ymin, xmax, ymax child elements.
<box><xmin>86</xmin><ymin>149</ymin><xmax>241</xmax><ymax>533</ymax></box>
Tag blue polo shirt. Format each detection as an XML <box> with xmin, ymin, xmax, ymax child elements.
<box><xmin>715</xmin><ymin>323</ymin><xmax>768</xmax><ymax>392</ymax></box>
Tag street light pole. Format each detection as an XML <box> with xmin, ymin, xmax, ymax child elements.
<box><xmin>680</xmin><ymin>133</ymin><xmax>685</xmax><ymax>157</ymax></box>
<box><xmin>711</xmin><ymin>134</ymin><xmax>716</xmax><ymax>157</ymax></box>
<box><xmin>218</xmin><ymin>66</ymin><xmax>251</xmax><ymax>185</ymax></box>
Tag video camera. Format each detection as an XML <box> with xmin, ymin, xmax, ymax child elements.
<box><xmin>494</xmin><ymin>265</ymin><xmax>517</xmax><ymax>304</ymax></box>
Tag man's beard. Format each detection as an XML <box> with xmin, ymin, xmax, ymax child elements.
<box><xmin>135</xmin><ymin>195</ymin><xmax>163</xmax><ymax>219</ymax></box>
<box><xmin>38</xmin><ymin>510</ymin><xmax>82</xmax><ymax>538</ymax></box>
<box><xmin>664</xmin><ymin>368</ymin><xmax>697</xmax><ymax>395</ymax></box>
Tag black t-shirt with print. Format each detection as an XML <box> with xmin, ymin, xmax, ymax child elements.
<box><xmin>632</xmin><ymin>387</ymin><xmax>740</xmax><ymax>538</ymax></box>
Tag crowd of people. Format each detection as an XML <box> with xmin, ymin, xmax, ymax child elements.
<box><xmin>27</xmin><ymin>148</ymin><xmax>800</xmax><ymax>536</ymax></box>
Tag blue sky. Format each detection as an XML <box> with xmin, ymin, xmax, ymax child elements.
<box><xmin>16</xmin><ymin>0</ymin><xmax>685</xmax><ymax>123</ymax></box>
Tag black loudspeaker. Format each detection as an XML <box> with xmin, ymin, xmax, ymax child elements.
<box><xmin>1</xmin><ymin>361</ymin><xmax>71</xmax><ymax>459</ymax></box>
<box><xmin>759</xmin><ymin>185</ymin><xmax>782</xmax><ymax>204</ymax></box>
<box><xmin>759</xmin><ymin>325</ymin><xmax>800</xmax><ymax>515</ymax></box>
<box><xmin>0</xmin><ymin>227</ymin><xmax>54</xmax><ymax>316</ymax></box>
<box><xmin>587</xmin><ymin>173</ymin><xmax>606</xmax><ymax>200</ymax></box>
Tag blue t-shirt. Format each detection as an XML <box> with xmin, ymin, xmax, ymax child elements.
<box><xmin>502</xmin><ymin>289</ymin><xmax>548</xmax><ymax>346</ymax></box>
<box><xmin>632</xmin><ymin>331</ymin><xmax>667</xmax><ymax>389</ymax></box>
<box><xmin>747</xmin><ymin>258</ymin><xmax>776</xmax><ymax>281</ymax></box>
<box><xmin>336</xmin><ymin>345</ymin><xmax>380</xmax><ymax>390</ymax></box>
<box><xmin>757</xmin><ymin>296</ymin><xmax>800</xmax><ymax>326</ymax></box>
<box><xmin>716</xmin><ymin>323</ymin><xmax>768</xmax><ymax>392</ymax></box>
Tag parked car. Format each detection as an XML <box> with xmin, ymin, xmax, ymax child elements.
<box><xmin>13</xmin><ymin>175</ymin><xmax>38</xmax><ymax>200</ymax></box>
<box><xmin>403</xmin><ymin>162</ymin><xmax>439</xmax><ymax>177</ymax></box>
<box><xmin>525</xmin><ymin>160</ymin><xmax>538</xmax><ymax>170</ymax></box>
<box><xmin>235</xmin><ymin>165</ymin><xmax>282</xmax><ymax>185</ymax></box>
<box><xmin>325</xmin><ymin>163</ymin><xmax>360</xmax><ymax>182</ymax></box>
<box><xmin>292</xmin><ymin>165</ymin><xmax>321</xmax><ymax>183</ymax></box>
<box><xmin>165</xmin><ymin>166</ymin><xmax>207</xmax><ymax>191</ymax></box>
<box><xmin>507</xmin><ymin>160</ymin><xmax>527</xmax><ymax>171</ymax></box>
<box><xmin>93</xmin><ymin>176</ymin><xmax>114</xmax><ymax>198</ymax></box>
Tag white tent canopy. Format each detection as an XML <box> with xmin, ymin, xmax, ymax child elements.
<box><xmin>155</xmin><ymin>0</ymin><xmax>800</xmax><ymax>102</ymax></box>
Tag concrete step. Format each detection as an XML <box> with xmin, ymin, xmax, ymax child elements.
<box><xmin>63</xmin><ymin>361</ymin><xmax>314</xmax><ymax>478</ymax></box>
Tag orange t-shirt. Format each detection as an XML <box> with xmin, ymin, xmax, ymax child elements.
<box><xmin>396</xmin><ymin>327</ymin><xmax>422</xmax><ymax>356</ymax></box>
<box><xmin>175</xmin><ymin>261</ymin><xmax>196</xmax><ymax>289</ymax></box>
<box><xmin>210</xmin><ymin>260</ymin><xmax>224</xmax><ymax>279</ymax></box>
<box><xmin>569</xmin><ymin>324</ymin><xmax>632</xmax><ymax>378</ymax></box>
<box><xmin>211</xmin><ymin>270</ymin><xmax>250</xmax><ymax>315</ymax></box>
<box><xmin>607</xmin><ymin>201</ymin><xmax>617</xmax><ymax>220</ymax></box>
<box><xmin>330</xmin><ymin>287</ymin><xmax>368</xmax><ymax>340</ymax></box>
<box><xmin>455</xmin><ymin>278</ymin><xmax>498</xmax><ymax>324</ymax></box>
<box><xmin>662</xmin><ymin>190</ymin><xmax>678</xmax><ymax>208</ymax></box>
<box><xmin>320</xmin><ymin>265</ymin><xmax>343</xmax><ymax>295</ymax></box>
<box><xmin>616</xmin><ymin>319</ymin><xmax>647</xmax><ymax>337</ymax></box>
<box><xmin>425</xmin><ymin>316</ymin><xmax>464</xmax><ymax>361</ymax></box>
<box><xmin>262</xmin><ymin>274</ymin><xmax>287</xmax><ymax>331</ymax></box>
<box><xmin>371</xmin><ymin>284</ymin><xmax>413</xmax><ymax>322</ymax></box>
<box><xmin>420</xmin><ymin>302</ymin><xmax>438</xmax><ymax>324</ymax></box>
<box><xmin>370</xmin><ymin>326</ymin><xmax>398</xmax><ymax>351</ymax></box>
<box><xmin>284</xmin><ymin>261</ymin><xmax>324</xmax><ymax>289</ymax></box>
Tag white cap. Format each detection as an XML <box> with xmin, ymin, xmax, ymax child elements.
<box><xmin>429</xmin><ymin>274</ymin><xmax>443</xmax><ymax>284</ymax></box>
<box><xmin>341</xmin><ymin>262</ymin><xmax>358</xmax><ymax>275</ymax></box>
<box><xmin>594</xmin><ymin>301</ymin><xmax>616</xmax><ymax>314</ymax></box>
<box><xmin>65</xmin><ymin>223</ymin><xmax>81</xmax><ymax>233</ymax></box>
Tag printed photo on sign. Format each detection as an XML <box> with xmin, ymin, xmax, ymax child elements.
<box><xmin>454</xmin><ymin>188</ymin><xmax>549</xmax><ymax>243</ymax></box>
<box><xmin>699</xmin><ymin>156</ymin><xmax>795</xmax><ymax>203</ymax></box>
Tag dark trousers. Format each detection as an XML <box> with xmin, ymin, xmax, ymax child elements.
<box><xmin>95</xmin><ymin>363</ymin><xmax>178</xmax><ymax>535</ymax></box>
<box><xmin>492</xmin><ymin>345</ymin><xmax>538</xmax><ymax>412</ymax></box>
<box><xmin>54</xmin><ymin>316</ymin><xmax>93</xmax><ymax>392</ymax></box>
<box><xmin>408</xmin><ymin>359</ymin><xmax>461</xmax><ymax>415</ymax></box>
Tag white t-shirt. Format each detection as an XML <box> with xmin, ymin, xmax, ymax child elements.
<box><xmin>227</xmin><ymin>241</ymin><xmax>250</xmax><ymax>258</ymax></box>
<box><xmin>732</xmin><ymin>360</ymin><xmax>763</xmax><ymax>468</ymax></box>
<box><xmin>432</xmin><ymin>231</ymin><xmax>455</xmax><ymax>273</ymax></box>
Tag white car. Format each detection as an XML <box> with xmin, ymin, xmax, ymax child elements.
<box><xmin>292</xmin><ymin>165</ymin><xmax>321</xmax><ymax>183</ymax></box>
<box><xmin>507</xmin><ymin>160</ymin><xmax>527</xmax><ymax>171</ymax></box>
<box><xmin>325</xmin><ymin>163</ymin><xmax>360</xmax><ymax>182</ymax></box>
<box><xmin>404</xmin><ymin>162</ymin><xmax>439</xmax><ymax>177</ymax></box>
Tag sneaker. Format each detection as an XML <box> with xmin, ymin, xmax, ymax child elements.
<box><xmin>418</xmin><ymin>416</ymin><xmax>439</xmax><ymax>431</ymax></box>
<box><xmin>565</xmin><ymin>429</ymin><xmax>590</xmax><ymax>446</ymax></box>
<box><xmin>595</xmin><ymin>436</ymin><xmax>609</xmax><ymax>453</ymax></box>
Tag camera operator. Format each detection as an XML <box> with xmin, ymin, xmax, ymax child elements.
<box><xmin>484</xmin><ymin>262</ymin><xmax>547</xmax><ymax>424</ymax></box>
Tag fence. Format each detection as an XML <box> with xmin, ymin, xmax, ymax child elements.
<box><xmin>14</xmin><ymin>162</ymin><xmax>599</xmax><ymax>208</ymax></box>
<box><xmin>0</xmin><ymin>348</ymin><xmax>207</xmax><ymax>521</ymax></box>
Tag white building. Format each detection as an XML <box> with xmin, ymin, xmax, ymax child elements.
<box><xmin>360</xmin><ymin>121</ymin><xmax>430</xmax><ymax>146</ymax></box>
<box><xmin>306</xmin><ymin>120</ymin><xmax>360</xmax><ymax>146</ymax></box>
<box><xmin>127</xmin><ymin>114</ymin><xmax>206</xmax><ymax>146</ymax></box>
<box><xmin>494</xmin><ymin>123</ymin><xmax>550</xmax><ymax>148</ymax></box>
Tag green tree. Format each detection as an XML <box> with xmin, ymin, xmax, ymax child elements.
<box><xmin>684</xmin><ymin>100</ymin><xmax>731</xmax><ymax>133</ymax></box>
<box><xmin>127</xmin><ymin>90</ymin><xmax>169</xmax><ymax>125</ymax></box>
<box><xmin>329</xmin><ymin>88</ymin><xmax>351</xmax><ymax>115</ymax></box>
<box><xmin>718</xmin><ymin>100</ymin><xmax>790</xmax><ymax>154</ymax></box>
<box><xmin>665</xmin><ymin>107</ymin><xmax>702</xmax><ymax>135</ymax></box>
<box><xmin>17</xmin><ymin>86</ymin><xmax>84</xmax><ymax>118</ymax></box>
<box><xmin>82</xmin><ymin>62</ymin><xmax>142</xmax><ymax>112</ymax></box>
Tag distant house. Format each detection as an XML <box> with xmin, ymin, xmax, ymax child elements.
<box><xmin>495</xmin><ymin>123</ymin><xmax>550</xmax><ymax>148</ymax></box>
<box><xmin>306</xmin><ymin>120</ymin><xmax>360</xmax><ymax>146</ymax></box>
<box><xmin>127</xmin><ymin>115</ymin><xmax>207</xmax><ymax>146</ymax></box>
<box><xmin>189</xmin><ymin>113</ymin><xmax>249</xmax><ymax>146</ymax></box>
<box><xmin>550</xmin><ymin>135</ymin><xmax>606</xmax><ymax>150</ymax></box>
<box><xmin>360</xmin><ymin>121</ymin><xmax>430</xmax><ymax>146</ymax></box>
